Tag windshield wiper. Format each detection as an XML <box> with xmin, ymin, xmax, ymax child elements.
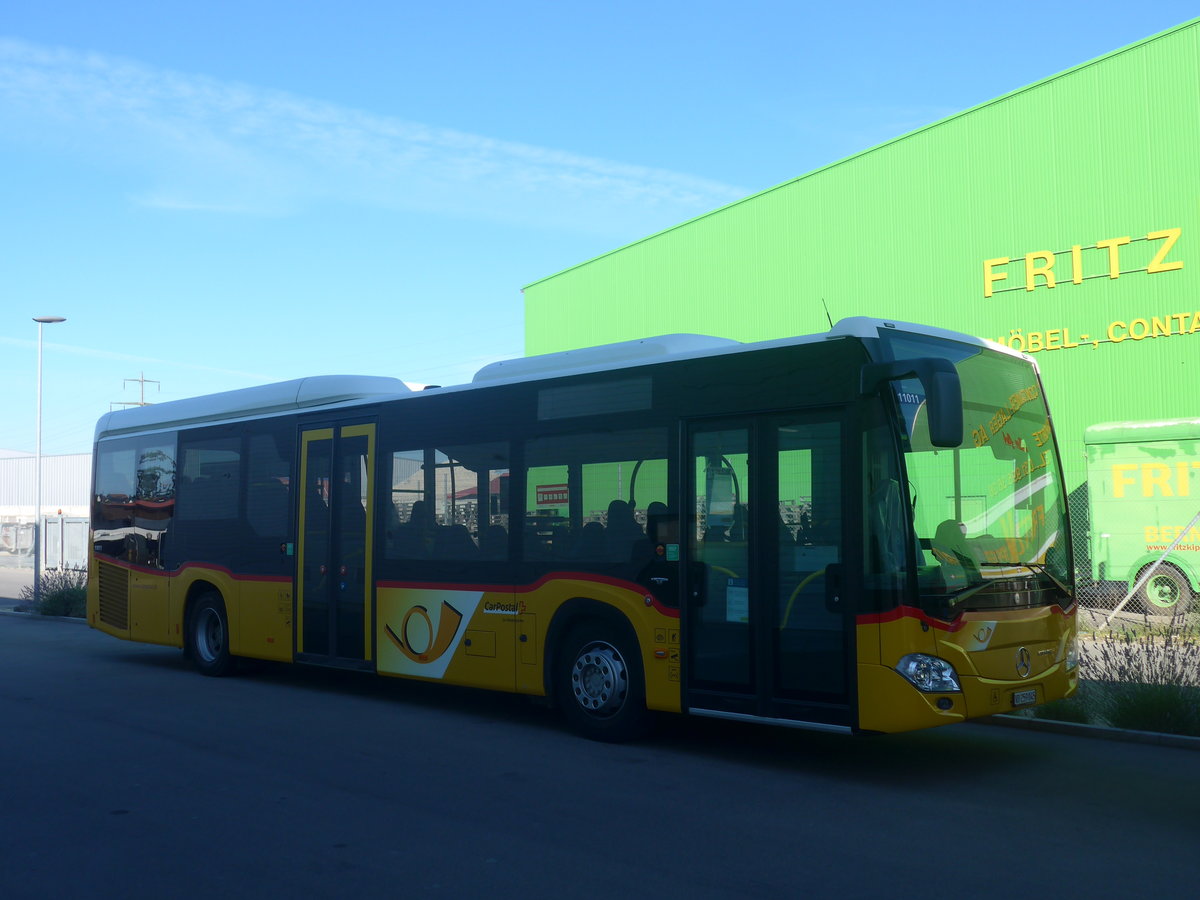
<box><xmin>932</xmin><ymin>581</ymin><xmax>990</xmax><ymax>603</ymax></box>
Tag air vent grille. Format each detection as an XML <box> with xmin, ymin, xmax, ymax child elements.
<box><xmin>97</xmin><ymin>562</ymin><xmax>130</xmax><ymax>630</ymax></box>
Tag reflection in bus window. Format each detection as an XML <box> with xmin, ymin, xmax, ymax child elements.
<box><xmin>386</xmin><ymin>443</ymin><xmax>510</xmax><ymax>561</ymax></box>
<box><xmin>92</xmin><ymin>435</ymin><xmax>177</xmax><ymax>567</ymax></box>
<box><xmin>523</xmin><ymin>428</ymin><xmax>668</xmax><ymax>565</ymax></box>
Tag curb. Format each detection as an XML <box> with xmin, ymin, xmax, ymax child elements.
<box><xmin>0</xmin><ymin>607</ymin><xmax>87</xmax><ymax>625</ymax></box>
<box><xmin>981</xmin><ymin>712</ymin><xmax>1200</xmax><ymax>751</ymax></box>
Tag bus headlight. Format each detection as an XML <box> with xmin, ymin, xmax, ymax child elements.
<box><xmin>1065</xmin><ymin>634</ymin><xmax>1079</xmax><ymax>672</ymax></box>
<box><xmin>896</xmin><ymin>654</ymin><xmax>962</xmax><ymax>693</ymax></box>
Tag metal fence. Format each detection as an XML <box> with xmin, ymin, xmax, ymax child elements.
<box><xmin>1068</xmin><ymin>484</ymin><xmax>1200</xmax><ymax>629</ymax></box>
<box><xmin>0</xmin><ymin>517</ymin><xmax>89</xmax><ymax>569</ymax></box>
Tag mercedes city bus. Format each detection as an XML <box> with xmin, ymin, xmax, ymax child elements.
<box><xmin>88</xmin><ymin>318</ymin><xmax>1077</xmax><ymax>740</ymax></box>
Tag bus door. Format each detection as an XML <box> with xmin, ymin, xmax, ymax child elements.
<box><xmin>296</xmin><ymin>423</ymin><xmax>376</xmax><ymax>667</ymax></box>
<box><xmin>685</xmin><ymin>412</ymin><xmax>852</xmax><ymax>727</ymax></box>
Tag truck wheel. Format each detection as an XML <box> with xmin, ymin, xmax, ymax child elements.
<box><xmin>557</xmin><ymin>621</ymin><xmax>649</xmax><ymax>742</ymax></box>
<box><xmin>1137</xmin><ymin>564</ymin><xmax>1193</xmax><ymax>617</ymax></box>
<box><xmin>188</xmin><ymin>592</ymin><xmax>234</xmax><ymax>676</ymax></box>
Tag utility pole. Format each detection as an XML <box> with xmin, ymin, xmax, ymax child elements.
<box><xmin>111</xmin><ymin>372</ymin><xmax>160</xmax><ymax>409</ymax></box>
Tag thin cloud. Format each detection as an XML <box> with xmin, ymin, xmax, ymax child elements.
<box><xmin>0</xmin><ymin>336</ymin><xmax>275</xmax><ymax>381</ymax></box>
<box><xmin>0</xmin><ymin>37</ymin><xmax>749</xmax><ymax>233</ymax></box>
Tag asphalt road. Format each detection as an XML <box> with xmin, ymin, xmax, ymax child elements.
<box><xmin>1</xmin><ymin>614</ymin><xmax>1197</xmax><ymax>899</ymax></box>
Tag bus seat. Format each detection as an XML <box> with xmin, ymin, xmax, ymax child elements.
<box><xmin>572</xmin><ymin>521</ymin><xmax>606</xmax><ymax>560</ymax></box>
<box><xmin>478</xmin><ymin>524</ymin><xmax>508</xmax><ymax>560</ymax></box>
<box><xmin>434</xmin><ymin>524</ymin><xmax>478</xmax><ymax>560</ymax></box>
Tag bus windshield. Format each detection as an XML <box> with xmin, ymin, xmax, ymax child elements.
<box><xmin>881</xmin><ymin>332</ymin><xmax>1070</xmax><ymax>614</ymax></box>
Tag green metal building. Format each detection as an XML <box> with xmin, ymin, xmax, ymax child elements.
<box><xmin>523</xmin><ymin>18</ymin><xmax>1200</xmax><ymax>494</ymax></box>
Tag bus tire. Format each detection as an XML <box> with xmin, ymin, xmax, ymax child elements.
<box><xmin>188</xmin><ymin>592</ymin><xmax>234</xmax><ymax>677</ymax></box>
<box><xmin>1137</xmin><ymin>564</ymin><xmax>1193</xmax><ymax>617</ymax></box>
<box><xmin>557</xmin><ymin>620</ymin><xmax>649</xmax><ymax>743</ymax></box>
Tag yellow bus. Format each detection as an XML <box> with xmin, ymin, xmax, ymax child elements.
<box><xmin>88</xmin><ymin>318</ymin><xmax>1077</xmax><ymax>740</ymax></box>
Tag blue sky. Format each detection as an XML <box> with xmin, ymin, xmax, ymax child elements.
<box><xmin>2</xmin><ymin>1</ymin><xmax>1197</xmax><ymax>455</ymax></box>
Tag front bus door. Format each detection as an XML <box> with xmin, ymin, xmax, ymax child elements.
<box><xmin>685</xmin><ymin>412</ymin><xmax>853</xmax><ymax>729</ymax></box>
<box><xmin>297</xmin><ymin>423</ymin><xmax>376</xmax><ymax>668</ymax></box>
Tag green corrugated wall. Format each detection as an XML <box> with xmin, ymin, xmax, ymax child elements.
<box><xmin>523</xmin><ymin>19</ymin><xmax>1200</xmax><ymax>489</ymax></box>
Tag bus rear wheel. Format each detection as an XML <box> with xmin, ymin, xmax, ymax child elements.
<box><xmin>188</xmin><ymin>592</ymin><xmax>234</xmax><ymax>677</ymax></box>
<box><xmin>558</xmin><ymin>621</ymin><xmax>649</xmax><ymax>743</ymax></box>
<box><xmin>1137</xmin><ymin>564</ymin><xmax>1193</xmax><ymax>618</ymax></box>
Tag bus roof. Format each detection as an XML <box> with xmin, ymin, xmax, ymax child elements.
<box><xmin>94</xmin><ymin>375</ymin><xmax>411</xmax><ymax>442</ymax></box>
<box><xmin>93</xmin><ymin>317</ymin><xmax>1014</xmax><ymax>442</ymax></box>
<box><xmin>1084</xmin><ymin>418</ymin><xmax>1200</xmax><ymax>445</ymax></box>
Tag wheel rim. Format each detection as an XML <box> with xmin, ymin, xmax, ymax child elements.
<box><xmin>570</xmin><ymin>640</ymin><xmax>629</xmax><ymax>718</ymax></box>
<box><xmin>195</xmin><ymin>608</ymin><xmax>225</xmax><ymax>662</ymax></box>
<box><xmin>1146</xmin><ymin>574</ymin><xmax>1182</xmax><ymax>610</ymax></box>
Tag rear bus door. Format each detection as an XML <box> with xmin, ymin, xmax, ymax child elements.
<box><xmin>684</xmin><ymin>411</ymin><xmax>854</xmax><ymax>728</ymax></box>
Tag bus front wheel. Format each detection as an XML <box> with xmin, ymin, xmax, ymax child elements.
<box><xmin>1137</xmin><ymin>564</ymin><xmax>1193</xmax><ymax>617</ymax></box>
<box><xmin>557</xmin><ymin>621</ymin><xmax>649</xmax><ymax>743</ymax></box>
<box><xmin>188</xmin><ymin>592</ymin><xmax>234</xmax><ymax>677</ymax></box>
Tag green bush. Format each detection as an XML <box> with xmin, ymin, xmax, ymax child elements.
<box><xmin>1046</xmin><ymin>624</ymin><xmax>1200</xmax><ymax>737</ymax></box>
<box><xmin>1031</xmin><ymin>696</ymin><xmax>1092</xmax><ymax>724</ymax></box>
<box><xmin>1096</xmin><ymin>683</ymin><xmax>1200</xmax><ymax>737</ymax></box>
<box><xmin>1082</xmin><ymin>625</ymin><xmax>1200</xmax><ymax>688</ymax></box>
<box><xmin>18</xmin><ymin>567</ymin><xmax>87</xmax><ymax>618</ymax></box>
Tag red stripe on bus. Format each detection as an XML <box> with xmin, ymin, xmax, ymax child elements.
<box><xmin>376</xmin><ymin>570</ymin><xmax>681</xmax><ymax>619</ymax></box>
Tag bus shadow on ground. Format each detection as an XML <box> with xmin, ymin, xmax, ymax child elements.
<box><xmin>647</xmin><ymin>712</ymin><xmax>1048</xmax><ymax>784</ymax></box>
<box><xmin>110</xmin><ymin>642</ymin><xmax>561</xmax><ymax>733</ymax></box>
<box><xmin>107</xmin><ymin>642</ymin><xmax>1053</xmax><ymax>782</ymax></box>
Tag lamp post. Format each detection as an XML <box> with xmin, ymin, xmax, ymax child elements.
<box><xmin>32</xmin><ymin>315</ymin><xmax>66</xmax><ymax>610</ymax></box>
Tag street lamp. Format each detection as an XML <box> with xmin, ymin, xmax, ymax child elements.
<box><xmin>32</xmin><ymin>315</ymin><xmax>66</xmax><ymax>610</ymax></box>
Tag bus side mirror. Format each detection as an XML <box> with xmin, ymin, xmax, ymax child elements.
<box><xmin>861</xmin><ymin>357</ymin><xmax>963</xmax><ymax>449</ymax></box>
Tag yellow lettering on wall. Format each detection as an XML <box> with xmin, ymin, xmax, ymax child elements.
<box><xmin>1147</xmin><ymin>227</ymin><xmax>1183</xmax><ymax>274</ymax></box>
<box><xmin>1095</xmin><ymin>236</ymin><xmax>1132</xmax><ymax>279</ymax></box>
<box><xmin>1179</xmin><ymin>462</ymin><xmax>1192</xmax><ymax>496</ymax></box>
<box><xmin>1145</xmin><ymin>526</ymin><xmax>1159</xmax><ymax>543</ymax></box>
<box><xmin>1112</xmin><ymin>463</ymin><xmax>1138</xmax><ymax>498</ymax></box>
<box><xmin>1024</xmin><ymin>251</ymin><xmax>1056</xmax><ymax>291</ymax></box>
<box><xmin>1142</xmin><ymin>462</ymin><xmax>1173</xmax><ymax>497</ymax></box>
<box><xmin>984</xmin><ymin>258</ymin><xmax>1010</xmax><ymax>298</ymax></box>
<box><xmin>983</xmin><ymin>227</ymin><xmax>1182</xmax><ymax>296</ymax></box>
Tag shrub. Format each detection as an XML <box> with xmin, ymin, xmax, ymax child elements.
<box><xmin>1075</xmin><ymin>623</ymin><xmax>1200</xmax><ymax>736</ymax></box>
<box><xmin>1098</xmin><ymin>683</ymin><xmax>1200</xmax><ymax>736</ymax></box>
<box><xmin>17</xmin><ymin>567</ymin><xmax>87</xmax><ymax>618</ymax></box>
<box><xmin>1082</xmin><ymin>625</ymin><xmax>1200</xmax><ymax>688</ymax></box>
<box><xmin>1031</xmin><ymin>696</ymin><xmax>1092</xmax><ymax>724</ymax></box>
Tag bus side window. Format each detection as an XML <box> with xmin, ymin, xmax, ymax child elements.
<box><xmin>385</xmin><ymin>443</ymin><xmax>508</xmax><ymax>563</ymax></box>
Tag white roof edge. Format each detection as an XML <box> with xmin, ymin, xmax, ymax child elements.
<box><xmin>94</xmin><ymin>375</ymin><xmax>411</xmax><ymax>442</ymax></box>
<box><xmin>829</xmin><ymin>316</ymin><xmax>1025</xmax><ymax>357</ymax></box>
<box><xmin>472</xmin><ymin>333</ymin><xmax>742</xmax><ymax>384</ymax></box>
<box><xmin>92</xmin><ymin>318</ymin><xmax>1018</xmax><ymax>442</ymax></box>
<box><xmin>471</xmin><ymin>317</ymin><xmax>1018</xmax><ymax>390</ymax></box>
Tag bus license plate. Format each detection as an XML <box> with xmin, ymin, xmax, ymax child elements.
<box><xmin>1012</xmin><ymin>689</ymin><xmax>1037</xmax><ymax>707</ymax></box>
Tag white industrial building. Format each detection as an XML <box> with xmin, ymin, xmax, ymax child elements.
<box><xmin>0</xmin><ymin>449</ymin><xmax>91</xmax><ymax>564</ymax></box>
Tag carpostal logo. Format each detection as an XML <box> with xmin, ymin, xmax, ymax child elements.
<box><xmin>483</xmin><ymin>599</ymin><xmax>527</xmax><ymax>615</ymax></box>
